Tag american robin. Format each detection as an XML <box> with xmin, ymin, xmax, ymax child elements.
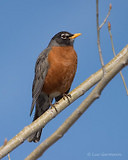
<box><xmin>28</xmin><ymin>31</ymin><xmax>81</xmax><ymax>142</ymax></box>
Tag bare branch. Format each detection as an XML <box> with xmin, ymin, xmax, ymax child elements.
<box><xmin>3</xmin><ymin>139</ymin><xmax>11</xmax><ymax>160</ymax></box>
<box><xmin>25</xmin><ymin>45</ymin><xmax>128</xmax><ymax>160</ymax></box>
<box><xmin>108</xmin><ymin>22</ymin><xmax>128</xmax><ymax>95</ymax></box>
<box><xmin>0</xmin><ymin>45</ymin><xmax>128</xmax><ymax>159</ymax></box>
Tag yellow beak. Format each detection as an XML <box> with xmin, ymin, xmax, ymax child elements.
<box><xmin>69</xmin><ymin>33</ymin><xmax>82</xmax><ymax>39</ymax></box>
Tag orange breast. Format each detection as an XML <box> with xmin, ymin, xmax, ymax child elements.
<box><xmin>42</xmin><ymin>46</ymin><xmax>77</xmax><ymax>96</ymax></box>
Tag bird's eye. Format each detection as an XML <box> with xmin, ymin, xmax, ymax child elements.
<box><xmin>61</xmin><ymin>34</ymin><xmax>67</xmax><ymax>39</ymax></box>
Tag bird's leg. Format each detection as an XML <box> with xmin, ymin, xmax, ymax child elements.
<box><xmin>63</xmin><ymin>93</ymin><xmax>72</xmax><ymax>104</ymax></box>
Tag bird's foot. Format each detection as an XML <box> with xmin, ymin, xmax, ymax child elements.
<box><xmin>63</xmin><ymin>93</ymin><xmax>71</xmax><ymax>103</ymax></box>
<box><xmin>50</xmin><ymin>102</ymin><xmax>58</xmax><ymax>113</ymax></box>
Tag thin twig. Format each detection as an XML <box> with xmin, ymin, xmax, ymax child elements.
<box><xmin>96</xmin><ymin>0</ymin><xmax>105</xmax><ymax>74</ymax></box>
<box><xmin>108</xmin><ymin>22</ymin><xmax>128</xmax><ymax>95</ymax></box>
<box><xmin>0</xmin><ymin>45</ymin><xmax>128</xmax><ymax>159</ymax></box>
<box><xmin>99</xmin><ymin>4</ymin><xmax>112</xmax><ymax>29</ymax></box>
<box><xmin>96</xmin><ymin>1</ymin><xmax>112</xmax><ymax>75</ymax></box>
<box><xmin>8</xmin><ymin>154</ymin><xmax>11</xmax><ymax>160</ymax></box>
<box><xmin>25</xmin><ymin>45</ymin><xmax>128</xmax><ymax>160</ymax></box>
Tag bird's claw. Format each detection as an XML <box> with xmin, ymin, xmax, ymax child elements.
<box><xmin>50</xmin><ymin>102</ymin><xmax>58</xmax><ymax>113</ymax></box>
<box><xmin>63</xmin><ymin>93</ymin><xmax>71</xmax><ymax>103</ymax></box>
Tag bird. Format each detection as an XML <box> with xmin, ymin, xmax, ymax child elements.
<box><xmin>28</xmin><ymin>31</ymin><xmax>81</xmax><ymax>142</ymax></box>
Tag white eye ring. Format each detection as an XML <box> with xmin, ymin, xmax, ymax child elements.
<box><xmin>61</xmin><ymin>34</ymin><xmax>67</xmax><ymax>39</ymax></box>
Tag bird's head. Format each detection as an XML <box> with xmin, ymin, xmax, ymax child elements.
<box><xmin>48</xmin><ymin>31</ymin><xmax>81</xmax><ymax>47</ymax></box>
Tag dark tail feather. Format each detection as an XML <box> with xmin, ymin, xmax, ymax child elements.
<box><xmin>28</xmin><ymin>128</ymin><xmax>42</xmax><ymax>143</ymax></box>
<box><xmin>28</xmin><ymin>93</ymin><xmax>51</xmax><ymax>143</ymax></box>
<box><xmin>28</xmin><ymin>109</ymin><xmax>43</xmax><ymax>143</ymax></box>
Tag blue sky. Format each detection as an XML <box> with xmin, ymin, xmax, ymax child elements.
<box><xmin>0</xmin><ymin>0</ymin><xmax>128</xmax><ymax>160</ymax></box>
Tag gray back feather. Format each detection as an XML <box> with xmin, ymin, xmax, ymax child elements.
<box><xmin>30</xmin><ymin>47</ymin><xmax>51</xmax><ymax>115</ymax></box>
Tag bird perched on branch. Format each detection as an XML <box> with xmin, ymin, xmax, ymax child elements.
<box><xmin>28</xmin><ymin>31</ymin><xmax>81</xmax><ymax>142</ymax></box>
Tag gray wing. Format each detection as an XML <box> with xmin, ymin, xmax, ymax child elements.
<box><xmin>30</xmin><ymin>48</ymin><xmax>50</xmax><ymax>116</ymax></box>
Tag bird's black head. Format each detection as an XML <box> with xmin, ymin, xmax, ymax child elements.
<box><xmin>48</xmin><ymin>31</ymin><xmax>81</xmax><ymax>47</ymax></box>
